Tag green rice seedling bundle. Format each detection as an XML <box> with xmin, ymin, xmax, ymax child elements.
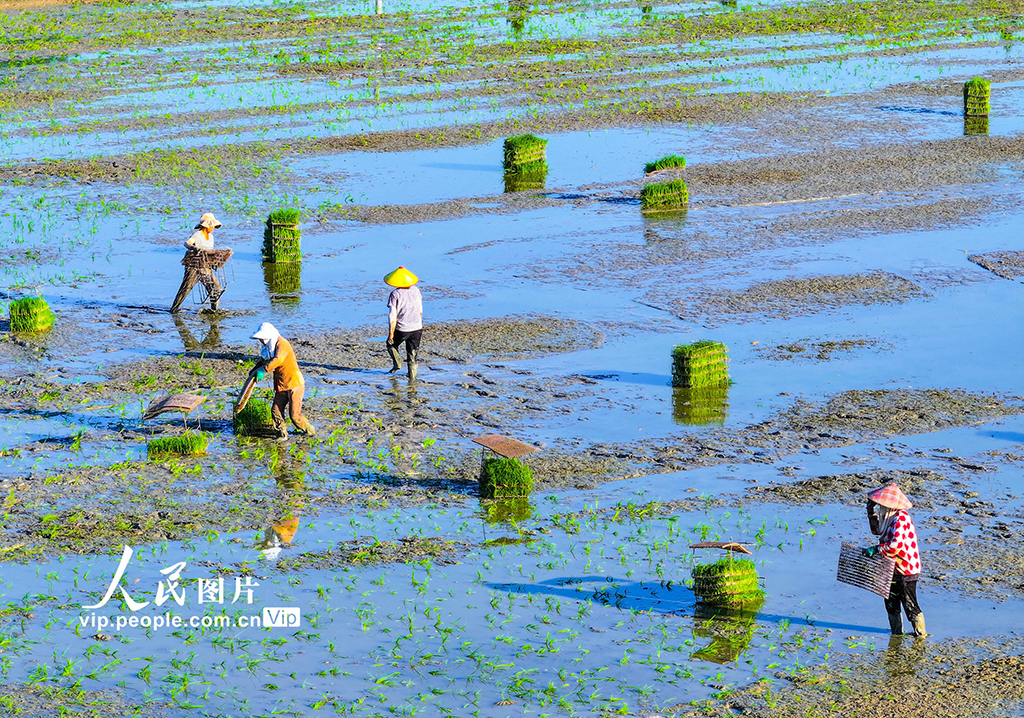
<box><xmin>262</xmin><ymin>208</ymin><xmax>302</xmax><ymax>263</ymax></box>
<box><xmin>483</xmin><ymin>497</ymin><xmax>533</xmax><ymax>524</ymax></box>
<box><xmin>9</xmin><ymin>296</ymin><xmax>54</xmax><ymax>333</ymax></box>
<box><xmin>641</xmin><ymin>178</ymin><xmax>688</xmax><ymax>212</ymax></box>
<box><xmin>503</xmin><ymin>134</ymin><xmax>547</xmax><ymax>171</ymax></box>
<box><xmin>964</xmin><ymin>114</ymin><xmax>989</xmax><ymax>136</ymax></box>
<box><xmin>644</xmin><ymin>154</ymin><xmax>686</xmax><ymax>174</ymax></box>
<box><xmin>691</xmin><ymin>557</ymin><xmax>764</xmax><ymax>606</ymax></box>
<box><xmin>672</xmin><ymin>386</ymin><xmax>729</xmax><ymax>426</ymax></box>
<box><xmin>479</xmin><ymin>457</ymin><xmax>533</xmax><ymax>499</ymax></box>
<box><xmin>234</xmin><ymin>398</ymin><xmax>273</xmax><ymax>436</ymax></box>
<box><xmin>963</xmin><ymin>77</ymin><xmax>990</xmax><ymax>117</ymax></box>
<box><xmin>147</xmin><ymin>432</ymin><xmax>209</xmax><ymax>459</ymax></box>
<box><xmin>671</xmin><ymin>340</ymin><xmax>729</xmax><ymax>388</ymax></box>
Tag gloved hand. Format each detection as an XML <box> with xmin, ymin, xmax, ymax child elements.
<box><xmin>256</xmin><ymin>368</ymin><xmax>266</xmax><ymax>381</ymax></box>
<box><xmin>862</xmin><ymin>545</ymin><xmax>879</xmax><ymax>558</ymax></box>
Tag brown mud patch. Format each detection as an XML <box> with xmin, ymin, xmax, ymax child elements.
<box><xmin>748</xmin><ymin>468</ymin><xmax>945</xmax><ymax>508</ymax></box>
<box><xmin>649</xmin><ymin>272</ymin><xmax>926</xmax><ymax>324</ymax></box>
<box><xmin>968</xmin><ymin>250</ymin><xmax>1024</xmax><ymax>281</ymax></box>
<box><xmin>691</xmin><ymin>637</ymin><xmax>1024</xmax><ymax>718</ymax></box>
<box><xmin>757</xmin><ymin>337</ymin><xmax>887</xmax><ymax>362</ymax></box>
<box><xmin>276</xmin><ymin>536</ymin><xmax>469</xmax><ymax>571</ymax></box>
<box><xmin>0</xmin><ymin>682</ymin><xmax>161</xmax><ymax>718</ymax></box>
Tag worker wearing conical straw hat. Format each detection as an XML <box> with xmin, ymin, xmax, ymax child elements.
<box><xmin>863</xmin><ymin>483</ymin><xmax>927</xmax><ymax>637</ymax></box>
<box><xmin>171</xmin><ymin>212</ymin><xmax>226</xmax><ymax>313</ymax></box>
<box><xmin>383</xmin><ymin>266</ymin><xmax>423</xmax><ymax>380</ymax></box>
<box><xmin>251</xmin><ymin>322</ymin><xmax>316</xmax><ymax>441</ymax></box>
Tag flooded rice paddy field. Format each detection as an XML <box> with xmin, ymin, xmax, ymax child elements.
<box><xmin>4</xmin><ymin>0</ymin><xmax>1024</xmax><ymax>715</ymax></box>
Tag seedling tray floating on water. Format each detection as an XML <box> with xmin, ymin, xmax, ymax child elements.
<box><xmin>691</xmin><ymin>556</ymin><xmax>764</xmax><ymax>607</ymax></box>
<box><xmin>672</xmin><ymin>340</ymin><xmax>730</xmax><ymax>389</ymax></box>
<box><xmin>502</xmin><ymin>134</ymin><xmax>548</xmax><ymax>170</ymax></box>
<box><xmin>263</xmin><ymin>208</ymin><xmax>302</xmax><ymax>264</ymax></box>
<box><xmin>641</xmin><ymin>178</ymin><xmax>688</xmax><ymax>212</ymax></box>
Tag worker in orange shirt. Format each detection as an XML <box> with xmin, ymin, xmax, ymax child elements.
<box><xmin>251</xmin><ymin>322</ymin><xmax>316</xmax><ymax>440</ymax></box>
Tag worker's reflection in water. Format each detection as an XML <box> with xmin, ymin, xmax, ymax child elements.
<box><xmin>173</xmin><ymin>313</ymin><xmax>222</xmax><ymax>351</ymax></box>
<box><xmin>256</xmin><ymin>451</ymin><xmax>307</xmax><ymax>560</ymax></box>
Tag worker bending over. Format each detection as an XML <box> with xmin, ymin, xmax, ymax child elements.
<box><xmin>251</xmin><ymin>322</ymin><xmax>316</xmax><ymax>440</ymax></box>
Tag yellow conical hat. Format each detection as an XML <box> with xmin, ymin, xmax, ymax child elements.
<box><xmin>384</xmin><ymin>266</ymin><xmax>418</xmax><ymax>288</ymax></box>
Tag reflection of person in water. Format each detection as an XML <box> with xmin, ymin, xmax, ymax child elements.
<box><xmin>256</xmin><ymin>516</ymin><xmax>299</xmax><ymax>561</ymax></box>
<box><xmin>172</xmin><ymin>313</ymin><xmax>221</xmax><ymax>351</ymax></box>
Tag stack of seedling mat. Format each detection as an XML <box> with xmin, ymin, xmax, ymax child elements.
<box><xmin>644</xmin><ymin>154</ymin><xmax>686</xmax><ymax>175</ymax></box>
<box><xmin>473</xmin><ymin>433</ymin><xmax>539</xmax><ymax>498</ymax></box>
<box><xmin>147</xmin><ymin>432</ymin><xmax>209</xmax><ymax>459</ymax></box>
<box><xmin>690</xmin><ymin>542</ymin><xmax>764</xmax><ymax>607</ymax></box>
<box><xmin>233</xmin><ymin>393</ymin><xmax>274</xmax><ymax>437</ymax></box>
<box><xmin>671</xmin><ymin>340</ymin><xmax>729</xmax><ymax>388</ymax></box>
<box><xmin>640</xmin><ymin>178</ymin><xmax>688</xmax><ymax>212</ymax></box>
<box><xmin>963</xmin><ymin>77</ymin><xmax>990</xmax><ymax>135</ymax></box>
<box><xmin>262</xmin><ymin>208</ymin><xmax>302</xmax><ymax>264</ymax></box>
<box><xmin>503</xmin><ymin>134</ymin><xmax>548</xmax><ymax>192</ymax></box>
<box><xmin>8</xmin><ymin>296</ymin><xmax>54</xmax><ymax>333</ymax></box>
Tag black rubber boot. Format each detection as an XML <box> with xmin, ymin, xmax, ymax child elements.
<box><xmin>888</xmin><ymin>611</ymin><xmax>904</xmax><ymax>635</ymax></box>
<box><xmin>387</xmin><ymin>343</ymin><xmax>402</xmax><ymax>373</ymax></box>
<box><xmin>407</xmin><ymin>348</ymin><xmax>418</xmax><ymax>380</ymax></box>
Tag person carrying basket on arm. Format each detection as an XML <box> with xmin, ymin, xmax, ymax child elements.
<box><xmin>170</xmin><ymin>212</ymin><xmax>231</xmax><ymax>313</ymax></box>
<box><xmin>863</xmin><ymin>483</ymin><xmax>927</xmax><ymax>637</ymax></box>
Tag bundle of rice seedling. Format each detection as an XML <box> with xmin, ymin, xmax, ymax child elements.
<box><xmin>483</xmin><ymin>497</ymin><xmax>533</xmax><ymax>524</ymax></box>
<box><xmin>964</xmin><ymin>114</ymin><xmax>989</xmax><ymax>136</ymax></box>
<box><xmin>963</xmin><ymin>77</ymin><xmax>990</xmax><ymax>117</ymax></box>
<box><xmin>262</xmin><ymin>208</ymin><xmax>302</xmax><ymax>264</ymax></box>
<box><xmin>234</xmin><ymin>398</ymin><xmax>274</xmax><ymax>436</ymax></box>
<box><xmin>479</xmin><ymin>456</ymin><xmax>533</xmax><ymax>499</ymax></box>
<box><xmin>263</xmin><ymin>261</ymin><xmax>302</xmax><ymax>302</ymax></box>
<box><xmin>691</xmin><ymin>557</ymin><xmax>764</xmax><ymax>606</ymax></box>
<box><xmin>640</xmin><ymin>178</ymin><xmax>688</xmax><ymax>212</ymax></box>
<box><xmin>671</xmin><ymin>340</ymin><xmax>729</xmax><ymax>389</ymax></box>
<box><xmin>147</xmin><ymin>432</ymin><xmax>209</xmax><ymax>459</ymax></box>
<box><xmin>672</xmin><ymin>386</ymin><xmax>729</xmax><ymax>426</ymax></box>
<box><xmin>644</xmin><ymin>154</ymin><xmax>686</xmax><ymax>174</ymax></box>
<box><xmin>503</xmin><ymin>134</ymin><xmax>547</xmax><ymax>171</ymax></box>
<box><xmin>9</xmin><ymin>296</ymin><xmax>54</xmax><ymax>333</ymax></box>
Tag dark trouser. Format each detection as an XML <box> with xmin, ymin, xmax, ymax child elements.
<box><xmin>884</xmin><ymin>573</ymin><xmax>922</xmax><ymax>622</ymax></box>
<box><xmin>171</xmin><ymin>268</ymin><xmax>223</xmax><ymax>313</ymax></box>
<box><xmin>388</xmin><ymin>328</ymin><xmax>422</xmax><ymax>361</ymax></box>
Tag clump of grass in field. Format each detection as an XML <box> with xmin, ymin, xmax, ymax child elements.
<box><xmin>641</xmin><ymin>178</ymin><xmax>688</xmax><ymax>211</ymax></box>
<box><xmin>671</xmin><ymin>340</ymin><xmax>729</xmax><ymax>388</ymax></box>
<box><xmin>479</xmin><ymin>457</ymin><xmax>533</xmax><ymax>498</ymax></box>
<box><xmin>963</xmin><ymin>77</ymin><xmax>990</xmax><ymax>117</ymax></box>
<box><xmin>234</xmin><ymin>399</ymin><xmax>273</xmax><ymax>436</ymax></box>
<box><xmin>148</xmin><ymin>432</ymin><xmax>208</xmax><ymax>459</ymax></box>
<box><xmin>8</xmin><ymin>296</ymin><xmax>54</xmax><ymax>333</ymax></box>
<box><xmin>691</xmin><ymin>557</ymin><xmax>764</xmax><ymax>606</ymax></box>
<box><xmin>263</xmin><ymin>208</ymin><xmax>302</xmax><ymax>263</ymax></box>
<box><xmin>644</xmin><ymin>154</ymin><xmax>686</xmax><ymax>174</ymax></box>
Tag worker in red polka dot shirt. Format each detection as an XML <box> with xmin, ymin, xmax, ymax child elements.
<box><xmin>863</xmin><ymin>482</ymin><xmax>927</xmax><ymax>637</ymax></box>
